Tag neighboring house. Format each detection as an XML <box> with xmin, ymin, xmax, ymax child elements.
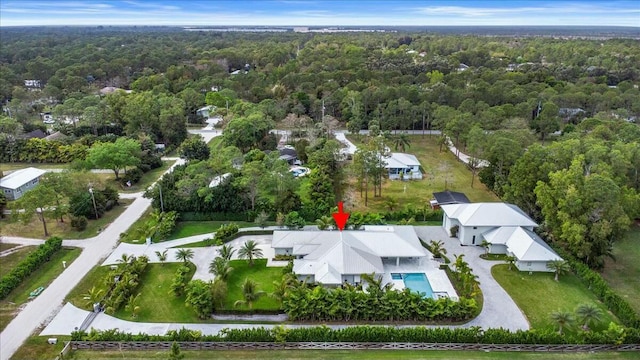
<box><xmin>0</xmin><ymin>167</ymin><xmax>47</xmax><ymax>200</ymax></box>
<box><xmin>384</xmin><ymin>153</ymin><xmax>422</xmax><ymax>180</ymax></box>
<box><xmin>22</xmin><ymin>129</ymin><xmax>47</xmax><ymax>139</ymax></box>
<box><xmin>196</xmin><ymin>105</ymin><xmax>215</xmax><ymax>118</ymax></box>
<box><xmin>278</xmin><ymin>147</ymin><xmax>299</xmax><ymax>165</ymax></box>
<box><xmin>208</xmin><ymin>172</ymin><xmax>231</xmax><ymax>188</ymax></box>
<box><xmin>430</xmin><ymin>191</ymin><xmax>470</xmax><ymax>209</ymax></box>
<box><xmin>44</xmin><ymin>131</ymin><xmax>68</xmax><ymax>141</ymax></box>
<box><xmin>272</xmin><ymin>226</ymin><xmax>429</xmax><ymax>286</ymax></box>
<box><xmin>457</xmin><ymin>63</ymin><xmax>470</xmax><ymax>72</ymax></box>
<box><xmin>24</xmin><ymin>79</ymin><xmax>42</xmax><ymax>89</ymax></box>
<box><xmin>441</xmin><ymin>202</ymin><xmax>562</xmax><ymax>272</ymax></box>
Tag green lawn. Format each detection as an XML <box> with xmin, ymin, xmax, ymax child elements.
<box><xmin>66</xmin><ymin>349</ymin><xmax>640</xmax><ymax>360</ymax></box>
<box><xmin>224</xmin><ymin>259</ymin><xmax>282</xmax><ymax>311</ymax></box>
<box><xmin>114</xmin><ymin>263</ymin><xmax>199</xmax><ymax>323</ymax></box>
<box><xmin>66</xmin><ymin>265</ymin><xmax>113</xmax><ymax>311</ymax></box>
<box><xmin>0</xmin><ymin>247</ymin><xmax>81</xmax><ymax>332</ymax></box>
<box><xmin>0</xmin><ymin>246</ymin><xmax>37</xmax><ymax>278</ymax></box>
<box><xmin>0</xmin><ymin>162</ymin><xmax>68</xmax><ymax>172</ymax></box>
<box><xmin>0</xmin><ymin>198</ymin><xmax>133</xmax><ymax>239</ymax></box>
<box><xmin>11</xmin><ymin>335</ymin><xmax>71</xmax><ymax>360</ymax></box>
<box><xmin>602</xmin><ymin>225</ymin><xmax>640</xmax><ymax>314</ymax></box>
<box><xmin>346</xmin><ymin>135</ymin><xmax>498</xmax><ymax>213</ymax></box>
<box><xmin>116</xmin><ymin>160</ymin><xmax>176</xmax><ymax>194</ymax></box>
<box><xmin>117</xmin><ymin>207</ymin><xmax>153</xmax><ymax>244</ymax></box>
<box><xmin>479</xmin><ymin>253</ymin><xmax>509</xmax><ymax>261</ymax></box>
<box><xmin>491</xmin><ymin>264</ymin><xmax>617</xmax><ymax>331</ymax></box>
<box><xmin>208</xmin><ymin>135</ymin><xmax>224</xmax><ymax>150</ymax></box>
<box><xmin>169</xmin><ymin>221</ymin><xmax>275</xmax><ymax>240</ymax></box>
<box><xmin>0</xmin><ymin>243</ymin><xmax>20</xmax><ymax>252</ymax></box>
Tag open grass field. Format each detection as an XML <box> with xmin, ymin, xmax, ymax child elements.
<box><xmin>0</xmin><ymin>247</ymin><xmax>81</xmax><ymax>332</ymax></box>
<box><xmin>0</xmin><ymin>162</ymin><xmax>68</xmax><ymax>172</ymax></box>
<box><xmin>602</xmin><ymin>225</ymin><xmax>640</xmax><ymax>314</ymax></box>
<box><xmin>0</xmin><ymin>198</ymin><xmax>133</xmax><ymax>239</ymax></box>
<box><xmin>0</xmin><ymin>246</ymin><xmax>37</xmax><ymax>278</ymax></box>
<box><xmin>114</xmin><ymin>263</ymin><xmax>199</xmax><ymax>323</ymax></box>
<box><xmin>224</xmin><ymin>259</ymin><xmax>282</xmax><ymax>311</ymax></box>
<box><xmin>346</xmin><ymin>135</ymin><xmax>498</xmax><ymax>213</ymax></box>
<box><xmin>492</xmin><ymin>264</ymin><xmax>617</xmax><ymax>331</ymax></box>
<box><xmin>168</xmin><ymin>221</ymin><xmax>275</xmax><ymax>240</ymax></box>
<box><xmin>62</xmin><ymin>349</ymin><xmax>640</xmax><ymax>360</ymax></box>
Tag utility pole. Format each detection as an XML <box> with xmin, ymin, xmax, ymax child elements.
<box><xmin>159</xmin><ymin>184</ymin><xmax>164</xmax><ymax>213</ymax></box>
<box><xmin>88</xmin><ymin>187</ymin><xmax>99</xmax><ymax>220</ymax></box>
<box><xmin>321</xmin><ymin>99</ymin><xmax>325</xmax><ymax>121</ymax></box>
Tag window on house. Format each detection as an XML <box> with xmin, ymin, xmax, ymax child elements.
<box><xmin>473</xmin><ymin>227</ymin><xmax>477</xmax><ymax>229</ymax></box>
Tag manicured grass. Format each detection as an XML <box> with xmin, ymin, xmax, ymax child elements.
<box><xmin>169</xmin><ymin>221</ymin><xmax>275</xmax><ymax>240</ymax></box>
<box><xmin>66</xmin><ymin>265</ymin><xmax>113</xmax><ymax>311</ymax></box>
<box><xmin>118</xmin><ymin>160</ymin><xmax>176</xmax><ymax>194</ymax></box>
<box><xmin>224</xmin><ymin>259</ymin><xmax>282</xmax><ymax>311</ymax></box>
<box><xmin>0</xmin><ymin>198</ymin><xmax>133</xmax><ymax>239</ymax></box>
<box><xmin>208</xmin><ymin>135</ymin><xmax>224</xmax><ymax>150</ymax></box>
<box><xmin>0</xmin><ymin>246</ymin><xmax>37</xmax><ymax>277</ymax></box>
<box><xmin>0</xmin><ymin>243</ymin><xmax>20</xmax><ymax>252</ymax></box>
<box><xmin>601</xmin><ymin>225</ymin><xmax>640</xmax><ymax>314</ymax></box>
<box><xmin>11</xmin><ymin>335</ymin><xmax>71</xmax><ymax>360</ymax></box>
<box><xmin>114</xmin><ymin>263</ymin><xmax>199</xmax><ymax>323</ymax></box>
<box><xmin>346</xmin><ymin>135</ymin><xmax>498</xmax><ymax>213</ymax></box>
<box><xmin>479</xmin><ymin>253</ymin><xmax>509</xmax><ymax>261</ymax></box>
<box><xmin>0</xmin><ymin>162</ymin><xmax>68</xmax><ymax>172</ymax></box>
<box><xmin>0</xmin><ymin>247</ymin><xmax>81</xmax><ymax>331</ymax></box>
<box><xmin>118</xmin><ymin>207</ymin><xmax>153</xmax><ymax>244</ymax></box>
<box><xmin>491</xmin><ymin>264</ymin><xmax>617</xmax><ymax>331</ymax></box>
<box><xmin>67</xmin><ymin>349</ymin><xmax>640</xmax><ymax>359</ymax></box>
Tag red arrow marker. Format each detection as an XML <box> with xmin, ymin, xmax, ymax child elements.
<box><xmin>332</xmin><ymin>201</ymin><xmax>350</xmax><ymax>231</ymax></box>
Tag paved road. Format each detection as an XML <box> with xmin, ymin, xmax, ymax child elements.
<box><xmin>0</xmin><ymin>159</ymin><xmax>184</xmax><ymax>360</ymax></box>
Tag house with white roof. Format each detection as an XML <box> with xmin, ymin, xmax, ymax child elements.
<box><xmin>0</xmin><ymin>167</ymin><xmax>47</xmax><ymax>200</ymax></box>
<box><xmin>384</xmin><ymin>153</ymin><xmax>422</xmax><ymax>180</ymax></box>
<box><xmin>441</xmin><ymin>202</ymin><xmax>562</xmax><ymax>272</ymax></box>
<box><xmin>208</xmin><ymin>173</ymin><xmax>232</xmax><ymax>188</ymax></box>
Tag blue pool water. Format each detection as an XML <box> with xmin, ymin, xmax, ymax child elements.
<box><xmin>402</xmin><ymin>273</ymin><xmax>435</xmax><ymax>298</ymax></box>
<box><xmin>391</xmin><ymin>273</ymin><xmax>403</xmax><ymax>280</ymax></box>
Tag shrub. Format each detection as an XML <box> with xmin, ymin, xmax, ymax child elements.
<box><xmin>71</xmin><ymin>215</ymin><xmax>88</xmax><ymax>231</ymax></box>
<box><xmin>0</xmin><ymin>237</ymin><xmax>63</xmax><ymax>299</ymax></box>
<box><xmin>122</xmin><ymin>167</ymin><xmax>143</xmax><ymax>185</ymax></box>
<box><xmin>214</xmin><ymin>223</ymin><xmax>240</xmax><ymax>243</ymax></box>
<box><xmin>284</xmin><ymin>211</ymin><xmax>305</xmax><ymax>229</ymax></box>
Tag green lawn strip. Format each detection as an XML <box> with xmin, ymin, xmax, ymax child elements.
<box><xmin>117</xmin><ymin>160</ymin><xmax>176</xmax><ymax>194</ymax></box>
<box><xmin>224</xmin><ymin>259</ymin><xmax>282</xmax><ymax>311</ymax></box>
<box><xmin>491</xmin><ymin>264</ymin><xmax>618</xmax><ymax>331</ymax></box>
<box><xmin>66</xmin><ymin>265</ymin><xmax>113</xmax><ymax>311</ymax></box>
<box><xmin>0</xmin><ymin>199</ymin><xmax>133</xmax><ymax>239</ymax></box>
<box><xmin>0</xmin><ymin>246</ymin><xmax>37</xmax><ymax>277</ymax></box>
<box><xmin>118</xmin><ymin>207</ymin><xmax>153</xmax><ymax>244</ymax></box>
<box><xmin>0</xmin><ymin>243</ymin><xmax>20</xmax><ymax>252</ymax></box>
<box><xmin>479</xmin><ymin>253</ymin><xmax>509</xmax><ymax>261</ymax></box>
<box><xmin>0</xmin><ymin>247</ymin><xmax>81</xmax><ymax>332</ymax></box>
<box><xmin>601</xmin><ymin>226</ymin><xmax>640</xmax><ymax>314</ymax></box>
<box><xmin>168</xmin><ymin>221</ymin><xmax>275</xmax><ymax>240</ymax></box>
<box><xmin>66</xmin><ymin>349</ymin><xmax>640</xmax><ymax>360</ymax></box>
<box><xmin>11</xmin><ymin>335</ymin><xmax>72</xmax><ymax>360</ymax></box>
<box><xmin>346</xmin><ymin>135</ymin><xmax>498</xmax><ymax>213</ymax></box>
<box><xmin>208</xmin><ymin>135</ymin><xmax>224</xmax><ymax>151</ymax></box>
<box><xmin>0</xmin><ymin>162</ymin><xmax>68</xmax><ymax>172</ymax></box>
<box><xmin>113</xmin><ymin>263</ymin><xmax>201</xmax><ymax>323</ymax></box>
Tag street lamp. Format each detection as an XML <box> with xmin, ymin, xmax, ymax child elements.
<box><xmin>88</xmin><ymin>187</ymin><xmax>99</xmax><ymax>220</ymax></box>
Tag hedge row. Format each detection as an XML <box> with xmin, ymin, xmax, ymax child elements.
<box><xmin>71</xmin><ymin>325</ymin><xmax>640</xmax><ymax>345</ymax></box>
<box><xmin>0</xmin><ymin>237</ymin><xmax>63</xmax><ymax>299</ymax></box>
<box><xmin>554</xmin><ymin>247</ymin><xmax>640</xmax><ymax>329</ymax></box>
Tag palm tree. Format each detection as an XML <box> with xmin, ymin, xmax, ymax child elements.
<box><xmin>270</xmin><ymin>273</ymin><xmax>297</xmax><ymax>303</ymax></box>
<box><xmin>397</xmin><ymin>217</ymin><xmax>415</xmax><ymax>225</ymax></box>
<box><xmin>82</xmin><ymin>286</ymin><xmax>104</xmax><ymax>308</ymax></box>
<box><xmin>116</xmin><ymin>253</ymin><xmax>134</xmax><ymax>265</ymax></box>
<box><xmin>428</xmin><ymin>240</ymin><xmax>447</xmax><ymax>259</ymax></box>
<box><xmin>505</xmin><ymin>255</ymin><xmax>516</xmax><ymax>271</ymax></box>
<box><xmin>547</xmin><ymin>260</ymin><xmax>570</xmax><ymax>281</ymax></box>
<box><xmin>315</xmin><ymin>215</ymin><xmax>334</xmax><ymax>230</ymax></box>
<box><xmin>453</xmin><ymin>254</ymin><xmax>468</xmax><ymax>273</ymax></box>
<box><xmin>209</xmin><ymin>257</ymin><xmax>233</xmax><ymax>281</ymax></box>
<box><xmin>218</xmin><ymin>244</ymin><xmax>235</xmax><ymax>261</ymax></box>
<box><xmin>393</xmin><ymin>133</ymin><xmax>411</xmax><ymax>152</ymax></box>
<box><xmin>238</xmin><ymin>240</ymin><xmax>263</xmax><ymax>266</ymax></box>
<box><xmin>155</xmin><ymin>250</ymin><xmax>168</xmax><ymax>266</ymax></box>
<box><xmin>550</xmin><ymin>310</ymin><xmax>574</xmax><ymax>334</ymax></box>
<box><xmin>234</xmin><ymin>278</ymin><xmax>265</xmax><ymax>309</ymax></box>
<box><xmin>125</xmin><ymin>293</ymin><xmax>141</xmax><ymax>318</ymax></box>
<box><xmin>575</xmin><ymin>303</ymin><xmax>603</xmax><ymax>330</ymax></box>
<box><xmin>480</xmin><ymin>239</ymin><xmax>490</xmax><ymax>255</ymax></box>
<box><xmin>175</xmin><ymin>248</ymin><xmax>194</xmax><ymax>264</ymax></box>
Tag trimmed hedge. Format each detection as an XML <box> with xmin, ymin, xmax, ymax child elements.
<box><xmin>71</xmin><ymin>325</ymin><xmax>640</xmax><ymax>345</ymax></box>
<box><xmin>0</xmin><ymin>237</ymin><xmax>63</xmax><ymax>299</ymax></box>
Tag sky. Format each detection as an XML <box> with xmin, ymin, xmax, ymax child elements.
<box><xmin>1</xmin><ymin>0</ymin><xmax>639</xmax><ymax>27</ymax></box>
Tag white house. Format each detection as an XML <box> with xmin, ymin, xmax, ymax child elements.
<box><xmin>441</xmin><ymin>202</ymin><xmax>562</xmax><ymax>272</ymax></box>
<box><xmin>208</xmin><ymin>173</ymin><xmax>231</xmax><ymax>188</ymax></box>
<box><xmin>384</xmin><ymin>153</ymin><xmax>422</xmax><ymax>180</ymax></box>
<box><xmin>272</xmin><ymin>226</ymin><xmax>429</xmax><ymax>286</ymax></box>
<box><xmin>0</xmin><ymin>167</ymin><xmax>47</xmax><ymax>200</ymax></box>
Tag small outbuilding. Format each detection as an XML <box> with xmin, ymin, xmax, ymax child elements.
<box><xmin>0</xmin><ymin>167</ymin><xmax>47</xmax><ymax>200</ymax></box>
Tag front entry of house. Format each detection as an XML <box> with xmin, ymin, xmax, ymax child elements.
<box><xmin>472</xmin><ymin>235</ymin><xmax>476</xmax><ymax>245</ymax></box>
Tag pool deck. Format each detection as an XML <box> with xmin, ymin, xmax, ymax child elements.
<box><xmin>382</xmin><ymin>258</ymin><xmax>458</xmax><ymax>300</ymax></box>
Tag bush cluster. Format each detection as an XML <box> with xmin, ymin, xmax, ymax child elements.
<box><xmin>0</xmin><ymin>237</ymin><xmax>63</xmax><ymax>299</ymax></box>
<box><xmin>170</xmin><ymin>265</ymin><xmax>192</xmax><ymax>297</ymax></box>
<box><xmin>71</xmin><ymin>325</ymin><xmax>640</xmax><ymax>344</ymax></box>
<box><xmin>214</xmin><ymin>223</ymin><xmax>240</xmax><ymax>243</ymax></box>
<box><xmin>102</xmin><ymin>256</ymin><xmax>148</xmax><ymax>313</ymax></box>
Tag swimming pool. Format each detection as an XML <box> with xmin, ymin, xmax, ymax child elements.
<box><xmin>402</xmin><ymin>273</ymin><xmax>435</xmax><ymax>298</ymax></box>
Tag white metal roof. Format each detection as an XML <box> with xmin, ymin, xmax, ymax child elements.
<box><xmin>208</xmin><ymin>173</ymin><xmax>231</xmax><ymax>188</ymax></box>
<box><xmin>384</xmin><ymin>153</ymin><xmax>421</xmax><ymax>169</ymax></box>
<box><xmin>0</xmin><ymin>167</ymin><xmax>47</xmax><ymax>190</ymax></box>
<box><xmin>441</xmin><ymin>203</ymin><xmax>538</xmax><ymax>227</ymax></box>
<box><xmin>505</xmin><ymin>227</ymin><xmax>562</xmax><ymax>262</ymax></box>
<box><xmin>482</xmin><ymin>226</ymin><xmax>519</xmax><ymax>245</ymax></box>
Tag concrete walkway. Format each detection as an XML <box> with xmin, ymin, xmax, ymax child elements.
<box><xmin>0</xmin><ymin>159</ymin><xmax>185</xmax><ymax>360</ymax></box>
<box><xmin>413</xmin><ymin>226</ymin><xmax>529</xmax><ymax>331</ymax></box>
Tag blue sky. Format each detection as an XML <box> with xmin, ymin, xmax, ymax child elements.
<box><xmin>1</xmin><ymin>1</ymin><xmax>639</xmax><ymax>27</ymax></box>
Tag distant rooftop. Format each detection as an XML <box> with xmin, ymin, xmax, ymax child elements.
<box><xmin>0</xmin><ymin>167</ymin><xmax>47</xmax><ymax>190</ymax></box>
